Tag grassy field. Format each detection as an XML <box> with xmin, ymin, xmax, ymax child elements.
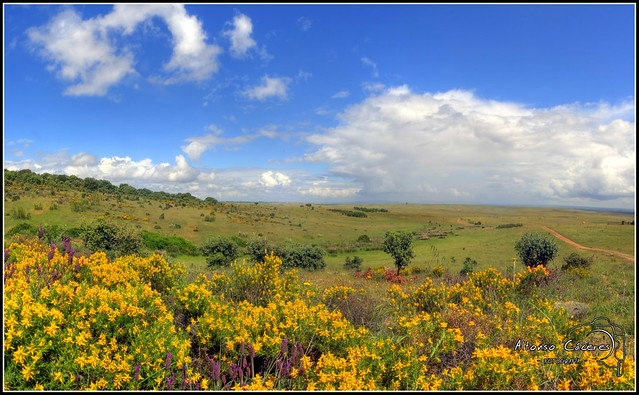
<box><xmin>3</xmin><ymin>183</ymin><xmax>636</xmax><ymax>390</ymax></box>
<box><xmin>5</xmin><ymin>186</ymin><xmax>635</xmax><ymax>334</ymax></box>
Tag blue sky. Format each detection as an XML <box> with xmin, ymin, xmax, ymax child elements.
<box><xmin>3</xmin><ymin>4</ymin><xmax>636</xmax><ymax>208</ymax></box>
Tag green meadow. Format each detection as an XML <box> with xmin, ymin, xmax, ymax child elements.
<box><xmin>4</xmin><ymin>179</ymin><xmax>636</xmax><ymax>337</ymax></box>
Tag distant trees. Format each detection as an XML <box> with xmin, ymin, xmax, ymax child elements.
<box><xmin>383</xmin><ymin>231</ymin><xmax>415</xmax><ymax>275</ymax></box>
<box><xmin>514</xmin><ymin>232</ymin><xmax>558</xmax><ymax>268</ymax></box>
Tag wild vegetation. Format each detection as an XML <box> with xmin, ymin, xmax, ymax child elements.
<box><xmin>3</xmin><ymin>169</ymin><xmax>636</xmax><ymax>390</ymax></box>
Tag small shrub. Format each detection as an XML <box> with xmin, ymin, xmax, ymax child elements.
<box><xmin>159</xmin><ymin>213</ymin><xmax>165</xmax><ymax>220</ymax></box>
<box><xmin>561</xmin><ymin>252</ymin><xmax>593</xmax><ymax>271</ymax></box>
<box><xmin>33</xmin><ymin>203</ymin><xmax>43</xmax><ymax>210</ymax></box>
<box><xmin>357</xmin><ymin>234</ymin><xmax>371</xmax><ymax>243</ymax></box>
<box><xmin>460</xmin><ymin>257</ymin><xmax>478</xmax><ymax>275</ymax></box>
<box><xmin>344</xmin><ymin>255</ymin><xmax>363</xmax><ymax>270</ymax></box>
<box><xmin>70</xmin><ymin>198</ymin><xmax>91</xmax><ymax>212</ymax></box>
<box><xmin>10</xmin><ymin>207</ymin><xmax>31</xmax><ymax>219</ymax></box>
<box><xmin>432</xmin><ymin>265</ymin><xmax>446</xmax><ymax>277</ymax></box>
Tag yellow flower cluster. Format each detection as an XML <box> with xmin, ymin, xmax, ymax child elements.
<box><xmin>4</xmin><ymin>241</ymin><xmax>634</xmax><ymax>391</ymax></box>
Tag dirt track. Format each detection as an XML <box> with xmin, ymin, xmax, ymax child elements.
<box><xmin>542</xmin><ymin>226</ymin><xmax>635</xmax><ymax>263</ymax></box>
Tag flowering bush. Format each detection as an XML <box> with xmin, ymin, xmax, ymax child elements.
<box><xmin>4</xmin><ymin>241</ymin><xmax>634</xmax><ymax>391</ymax></box>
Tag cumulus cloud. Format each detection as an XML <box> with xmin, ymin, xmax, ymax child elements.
<box><xmin>260</xmin><ymin>171</ymin><xmax>291</xmax><ymax>188</ymax></box>
<box><xmin>224</xmin><ymin>13</ymin><xmax>257</xmax><ymax>58</ymax></box>
<box><xmin>244</xmin><ymin>75</ymin><xmax>291</xmax><ymax>101</ymax></box>
<box><xmin>300</xmin><ymin>86</ymin><xmax>635</xmax><ymax>206</ymax></box>
<box><xmin>26</xmin><ymin>4</ymin><xmax>221</xmax><ymax>95</ymax></box>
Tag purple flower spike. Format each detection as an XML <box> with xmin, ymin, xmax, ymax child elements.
<box><xmin>208</xmin><ymin>357</ymin><xmax>221</xmax><ymax>381</ymax></box>
<box><xmin>68</xmin><ymin>250</ymin><xmax>75</xmax><ymax>266</ymax></box>
<box><xmin>47</xmin><ymin>245</ymin><xmax>55</xmax><ymax>261</ymax></box>
<box><xmin>166</xmin><ymin>352</ymin><xmax>172</xmax><ymax>371</ymax></box>
<box><xmin>38</xmin><ymin>225</ymin><xmax>43</xmax><ymax>239</ymax></box>
<box><xmin>134</xmin><ymin>365</ymin><xmax>141</xmax><ymax>381</ymax></box>
<box><xmin>4</xmin><ymin>249</ymin><xmax>9</xmax><ymax>263</ymax></box>
<box><xmin>62</xmin><ymin>238</ymin><xmax>71</xmax><ymax>255</ymax></box>
<box><xmin>248</xmin><ymin>342</ymin><xmax>255</xmax><ymax>359</ymax></box>
<box><xmin>281</xmin><ymin>338</ymin><xmax>289</xmax><ymax>355</ymax></box>
<box><xmin>75</xmin><ymin>258</ymin><xmax>81</xmax><ymax>273</ymax></box>
<box><xmin>239</xmin><ymin>340</ymin><xmax>245</xmax><ymax>355</ymax></box>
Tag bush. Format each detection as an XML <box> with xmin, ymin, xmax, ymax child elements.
<box><xmin>514</xmin><ymin>232</ymin><xmax>558</xmax><ymax>268</ymax></box>
<box><xmin>82</xmin><ymin>219</ymin><xmax>143</xmax><ymax>257</ymax></box>
<box><xmin>281</xmin><ymin>244</ymin><xmax>326</xmax><ymax>270</ymax></box>
<box><xmin>140</xmin><ymin>231</ymin><xmax>199</xmax><ymax>256</ymax></box>
<box><xmin>561</xmin><ymin>252</ymin><xmax>593</xmax><ymax>271</ymax></box>
<box><xmin>357</xmin><ymin>234</ymin><xmax>371</xmax><ymax>243</ymax></box>
<box><xmin>460</xmin><ymin>257</ymin><xmax>478</xmax><ymax>275</ymax></box>
<box><xmin>344</xmin><ymin>256</ymin><xmax>363</xmax><ymax>270</ymax></box>
<box><xmin>10</xmin><ymin>207</ymin><xmax>31</xmax><ymax>219</ymax></box>
<box><xmin>204</xmin><ymin>215</ymin><xmax>215</xmax><ymax>222</ymax></box>
<box><xmin>49</xmin><ymin>202</ymin><xmax>59</xmax><ymax>210</ymax></box>
<box><xmin>33</xmin><ymin>203</ymin><xmax>43</xmax><ymax>210</ymax></box>
<box><xmin>6</xmin><ymin>223</ymin><xmax>38</xmax><ymax>238</ymax></box>
<box><xmin>70</xmin><ymin>198</ymin><xmax>91</xmax><ymax>212</ymax></box>
<box><xmin>432</xmin><ymin>265</ymin><xmax>446</xmax><ymax>277</ymax></box>
<box><xmin>200</xmin><ymin>237</ymin><xmax>239</xmax><ymax>267</ymax></box>
<box><xmin>246</xmin><ymin>238</ymin><xmax>278</xmax><ymax>263</ymax></box>
<box><xmin>245</xmin><ymin>239</ymin><xmax>325</xmax><ymax>270</ymax></box>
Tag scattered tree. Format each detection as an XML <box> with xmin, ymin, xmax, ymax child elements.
<box><xmin>383</xmin><ymin>230</ymin><xmax>415</xmax><ymax>275</ymax></box>
<box><xmin>514</xmin><ymin>232</ymin><xmax>558</xmax><ymax>268</ymax></box>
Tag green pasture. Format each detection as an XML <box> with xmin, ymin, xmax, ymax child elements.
<box><xmin>4</xmin><ymin>185</ymin><xmax>636</xmax><ymax>336</ymax></box>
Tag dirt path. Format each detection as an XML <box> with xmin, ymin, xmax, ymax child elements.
<box><xmin>542</xmin><ymin>226</ymin><xmax>635</xmax><ymax>263</ymax></box>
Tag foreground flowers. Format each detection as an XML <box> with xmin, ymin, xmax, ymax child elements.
<box><xmin>3</xmin><ymin>241</ymin><xmax>635</xmax><ymax>390</ymax></box>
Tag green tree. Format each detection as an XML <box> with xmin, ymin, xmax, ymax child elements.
<box><xmin>383</xmin><ymin>230</ymin><xmax>415</xmax><ymax>275</ymax></box>
<box><xmin>514</xmin><ymin>232</ymin><xmax>558</xmax><ymax>268</ymax></box>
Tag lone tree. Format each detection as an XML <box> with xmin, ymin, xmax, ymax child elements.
<box><xmin>514</xmin><ymin>232</ymin><xmax>558</xmax><ymax>268</ymax></box>
<box><xmin>383</xmin><ymin>230</ymin><xmax>415</xmax><ymax>275</ymax></box>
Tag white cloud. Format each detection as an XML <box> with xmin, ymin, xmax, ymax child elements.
<box><xmin>181</xmin><ymin>130</ymin><xmax>261</xmax><ymax>161</ymax></box>
<box><xmin>26</xmin><ymin>4</ymin><xmax>222</xmax><ymax>95</ymax></box>
<box><xmin>260</xmin><ymin>171</ymin><xmax>291</xmax><ymax>188</ymax></box>
<box><xmin>361</xmin><ymin>57</ymin><xmax>379</xmax><ymax>78</ymax></box>
<box><xmin>298</xmin><ymin>186</ymin><xmax>360</xmax><ymax>198</ymax></box>
<box><xmin>332</xmin><ymin>90</ymin><xmax>350</xmax><ymax>99</ymax></box>
<box><xmin>296</xmin><ymin>16</ymin><xmax>312</xmax><ymax>32</ymax></box>
<box><xmin>244</xmin><ymin>75</ymin><xmax>291</xmax><ymax>101</ymax></box>
<box><xmin>300</xmin><ymin>86</ymin><xmax>635</xmax><ymax>206</ymax></box>
<box><xmin>224</xmin><ymin>13</ymin><xmax>257</xmax><ymax>58</ymax></box>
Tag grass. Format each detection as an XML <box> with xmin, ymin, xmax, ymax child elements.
<box><xmin>4</xmin><ymin>184</ymin><xmax>636</xmax><ymax>338</ymax></box>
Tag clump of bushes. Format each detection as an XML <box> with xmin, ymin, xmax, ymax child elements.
<box><xmin>10</xmin><ymin>207</ymin><xmax>31</xmax><ymax>219</ymax></box>
<box><xmin>200</xmin><ymin>236</ymin><xmax>239</xmax><ymax>267</ymax></box>
<box><xmin>82</xmin><ymin>219</ymin><xmax>143</xmax><ymax>258</ymax></box>
<box><xmin>496</xmin><ymin>223</ymin><xmax>523</xmax><ymax>229</ymax></box>
<box><xmin>246</xmin><ymin>239</ymin><xmax>326</xmax><ymax>270</ymax></box>
<box><xmin>141</xmin><ymin>230</ymin><xmax>199</xmax><ymax>257</ymax></box>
